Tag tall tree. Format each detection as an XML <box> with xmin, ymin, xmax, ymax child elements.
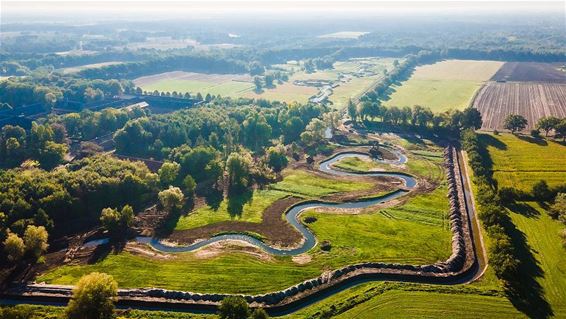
<box><xmin>65</xmin><ymin>272</ymin><xmax>118</xmax><ymax>319</ymax></box>
<box><xmin>503</xmin><ymin>114</ymin><xmax>528</xmax><ymax>133</ymax></box>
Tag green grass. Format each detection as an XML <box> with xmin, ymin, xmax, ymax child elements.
<box><xmin>270</xmin><ymin>170</ymin><xmax>374</xmax><ymax>197</ymax></box>
<box><xmin>482</xmin><ymin>133</ymin><xmax>566</xmax><ymax>191</ymax></box>
<box><xmin>303</xmin><ymin>209</ymin><xmax>452</xmax><ymax>266</ymax></box>
<box><xmin>384</xmin><ymin>79</ymin><xmax>482</xmax><ymax>112</ymax></box>
<box><xmin>141</xmin><ymin>79</ymin><xmax>254</xmax><ymax>96</ymax></box>
<box><xmin>508</xmin><ymin>202</ymin><xmax>566</xmax><ymax>315</ymax></box>
<box><xmin>383</xmin><ymin>60</ymin><xmax>503</xmax><ymax>112</ymax></box>
<box><xmin>334</xmin><ymin>289</ymin><xmax>522</xmax><ymax>319</ymax></box>
<box><xmin>175</xmin><ymin>190</ymin><xmax>288</xmax><ymax>230</ymax></box>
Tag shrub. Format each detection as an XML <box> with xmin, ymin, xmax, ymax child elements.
<box><xmin>303</xmin><ymin>216</ymin><xmax>317</xmax><ymax>224</ymax></box>
<box><xmin>23</xmin><ymin>225</ymin><xmax>48</xmax><ymax>260</ymax></box>
<box><xmin>320</xmin><ymin>240</ymin><xmax>332</xmax><ymax>251</ymax></box>
<box><xmin>65</xmin><ymin>272</ymin><xmax>118</xmax><ymax>319</ymax></box>
<box><xmin>530</xmin><ymin>129</ymin><xmax>541</xmax><ymax>138</ymax></box>
<box><xmin>4</xmin><ymin>232</ymin><xmax>25</xmax><ymax>263</ymax></box>
<box><xmin>218</xmin><ymin>296</ymin><xmax>250</xmax><ymax>319</ymax></box>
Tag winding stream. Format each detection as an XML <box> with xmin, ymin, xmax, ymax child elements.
<box><xmin>86</xmin><ymin>149</ymin><xmax>417</xmax><ymax>256</ymax></box>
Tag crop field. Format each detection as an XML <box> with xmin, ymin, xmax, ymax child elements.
<box><xmin>491</xmin><ymin>62</ymin><xmax>566</xmax><ymax>83</ymax></box>
<box><xmin>481</xmin><ymin>133</ymin><xmax>566</xmax><ymax>191</ymax></box>
<box><xmin>384</xmin><ymin>60</ymin><xmax>504</xmax><ymax>112</ymax></box>
<box><xmin>59</xmin><ymin>61</ymin><xmax>125</xmax><ymax>74</ymax></box>
<box><xmin>472</xmin><ymin>82</ymin><xmax>566</xmax><ymax>130</ymax></box>
<box><xmin>134</xmin><ymin>71</ymin><xmax>255</xmax><ymax>96</ymax></box>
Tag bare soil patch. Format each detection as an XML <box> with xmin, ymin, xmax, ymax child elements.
<box><xmin>473</xmin><ymin>82</ymin><xmax>566</xmax><ymax>130</ymax></box>
<box><xmin>491</xmin><ymin>62</ymin><xmax>566</xmax><ymax>83</ymax></box>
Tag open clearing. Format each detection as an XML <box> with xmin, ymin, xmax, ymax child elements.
<box><xmin>473</xmin><ymin>82</ymin><xmax>566</xmax><ymax>130</ymax></box>
<box><xmin>384</xmin><ymin>60</ymin><xmax>504</xmax><ymax>112</ymax></box>
<box><xmin>480</xmin><ymin>133</ymin><xmax>566</xmax><ymax>191</ymax></box>
<box><xmin>491</xmin><ymin>62</ymin><xmax>566</xmax><ymax>83</ymax></box>
<box><xmin>134</xmin><ymin>71</ymin><xmax>255</xmax><ymax>96</ymax></box>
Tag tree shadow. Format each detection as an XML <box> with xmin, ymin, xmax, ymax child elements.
<box><xmin>502</xmin><ymin>216</ymin><xmax>553</xmax><ymax>319</ymax></box>
<box><xmin>479</xmin><ymin>133</ymin><xmax>507</xmax><ymax>150</ymax></box>
<box><xmin>516</xmin><ymin>134</ymin><xmax>548</xmax><ymax>146</ymax></box>
<box><xmin>227</xmin><ymin>188</ymin><xmax>253</xmax><ymax>218</ymax></box>
<box><xmin>203</xmin><ymin>188</ymin><xmax>224</xmax><ymax>211</ymax></box>
<box><xmin>505</xmin><ymin>202</ymin><xmax>540</xmax><ymax>218</ymax></box>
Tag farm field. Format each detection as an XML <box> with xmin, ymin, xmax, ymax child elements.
<box><xmin>59</xmin><ymin>61</ymin><xmax>125</xmax><ymax>74</ymax></box>
<box><xmin>36</xmin><ymin>138</ymin><xmax>453</xmax><ymax>295</ymax></box>
<box><xmin>134</xmin><ymin>58</ymin><xmax>397</xmax><ymax>106</ymax></box>
<box><xmin>384</xmin><ymin>60</ymin><xmax>504</xmax><ymax>112</ymax></box>
<box><xmin>491</xmin><ymin>62</ymin><xmax>566</xmax><ymax>83</ymax></box>
<box><xmin>480</xmin><ymin>133</ymin><xmax>566</xmax><ymax>191</ymax></box>
<box><xmin>472</xmin><ymin>82</ymin><xmax>566</xmax><ymax>130</ymax></box>
<box><xmin>508</xmin><ymin>202</ymin><xmax>566</xmax><ymax>317</ymax></box>
<box><xmin>134</xmin><ymin>71</ymin><xmax>255</xmax><ymax>96</ymax></box>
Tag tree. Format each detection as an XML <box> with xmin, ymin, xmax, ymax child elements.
<box><xmin>300</xmin><ymin>118</ymin><xmax>326</xmax><ymax>147</ymax></box>
<box><xmin>65</xmin><ymin>272</ymin><xmax>118</xmax><ymax>319</ymax></box>
<box><xmin>243</xmin><ymin>113</ymin><xmax>272</xmax><ymax>152</ymax></box>
<box><xmin>218</xmin><ymin>296</ymin><xmax>250</xmax><ymax>319</ymax></box>
<box><xmin>226</xmin><ymin>152</ymin><xmax>252</xmax><ymax>192</ymax></box>
<box><xmin>266</xmin><ymin>145</ymin><xmax>288</xmax><ymax>172</ymax></box>
<box><xmin>4</xmin><ymin>232</ymin><xmax>25</xmax><ymax>263</ymax></box>
<box><xmin>158</xmin><ymin>186</ymin><xmax>184</xmax><ymax>211</ymax></box>
<box><xmin>549</xmin><ymin>193</ymin><xmax>566</xmax><ymax>221</ymax></box>
<box><xmin>158</xmin><ymin>161</ymin><xmax>180</xmax><ymax>186</ymax></box>
<box><xmin>555</xmin><ymin>119</ymin><xmax>566</xmax><ymax>141</ymax></box>
<box><xmin>503</xmin><ymin>114</ymin><xmax>527</xmax><ymax>133</ymax></box>
<box><xmin>183</xmin><ymin>175</ymin><xmax>197</xmax><ymax>199</ymax></box>
<box><xmin>253</xmin><ymin>77</ymin><xmax>262</xmax><ymax>92</ymax></box>
<box><xmin>461</xmin><ymin>107</ymin><xmax>483</xmax><ymax>130</ymax></box>
<box><xmin>23</xmin><ymin>225</ymin><xmax>48</xmax><ymax>260</ymax></box>
<box><xmin>536</xmin><ymin>116</ymin><xmax>560</xmax><ymax>136</ymax></box>
<box><xmin>347</xmin><ymin>99</ymin><xmax>357</xmax><ymax>123</ymax></box>
<box><xmin>322</xmin><ymin>111</ymin><xmax>341</xmax><ymax>133</ymax></box>
<box><xmin>100</xmin><ymin>205</ymin><xmax>134</xmax><ymax>236</ymax></box>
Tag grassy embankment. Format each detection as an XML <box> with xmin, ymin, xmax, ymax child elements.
<box><xmin>383</xmin><ymin>60</ymin><xmax>504</xmax><ymax>112</ymax></box>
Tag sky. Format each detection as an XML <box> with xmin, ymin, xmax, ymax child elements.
<box><xmin>1</xmin><ymin>1</ymin><xmax>563</xmax><ymax>23</ymax></box>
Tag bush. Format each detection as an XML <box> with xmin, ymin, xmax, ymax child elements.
<box><xmin>65</xmin><ymin>272</ymin><xmax>118</xmax><ymax>319</ymax></box>
<box><xmin>320</xmin><ymin>240</ymin><xmax>332</xmax><ymax>251</ymax></box>
<box><xmin>303</xmin><ymin>216</ymin><xmax>317</xmax><ymax>224</ymax></box>
<box><xmin>530</xmin><ymin>129</ymin><xmax>541</xmax><ymax>138</ymax></box>
<box><xmin>23</xmin><ymin>225</ymin><xmax>48</xmax><ymax>260</ymax></box>
<box><xmin>218</xmin><ymin>296</ymin><xmax>250</xmax><ymax>319</ymax></box>
<box><xmin>4</xmin><ymin>232</ymin><xmax>25</xmax><ymax>263</ymax></box>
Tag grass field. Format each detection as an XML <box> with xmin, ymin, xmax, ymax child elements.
<box><xmin>176</xmin><ymin>170</ymin><xmax>375</xmax><ymax>231</ymax></box>
<box><xmin>481</xmin><ymin>133</ymin><xmax>566</xmax><ymax>191</ymax></box>
<box><xmin>384</xmin><ymin>60</ymin><xmax>503</xmax><ymax>112</ymax></box>
<box><xmin>135</xmin><ymin>71</ymin><xmax>255</xmax><ymax>97</ymax></box>
<box><xmin>509</xmin><ymin>202</ymin><xmax>566</xmax><ymax>316</ymax></box>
